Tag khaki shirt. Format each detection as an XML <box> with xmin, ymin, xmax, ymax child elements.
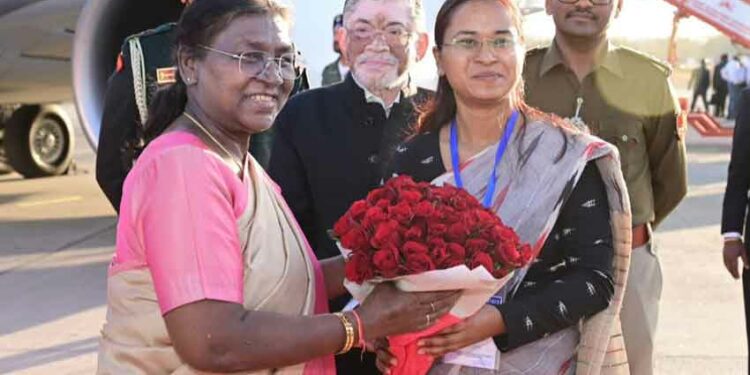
<box><xmin>523</xmin><ymin>41</ymin><xmax>688</xmax><ymax>227</ymax></box>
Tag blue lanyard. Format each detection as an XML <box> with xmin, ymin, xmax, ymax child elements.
<box><xmin>450</xmin><ymin>111</ymin><xmax>519</xmax><ymax>208</ymax></box>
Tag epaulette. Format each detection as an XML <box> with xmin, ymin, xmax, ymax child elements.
<box><xmin>123</xmin><ymin>23</ymin><xmax>177</xmax><ymax>45</ymax></box>
<box><xmin>525</xmin><ymin>45</ymin><xmax>548</xmax><ymax>58</ymax></box>
<box><xmin>616</xmin><ymin>46</ymin><xmax>672</xmax><ymax>76</ymax></box>
<box><xmin>122</xmin><ymin>23</ymin><xmax>178</xmax><ymax>125</ymax></box>
<box><xmin>119</xmin><ymin>23</ymin><xmax>177</xmax><ymax>57</ymax></box>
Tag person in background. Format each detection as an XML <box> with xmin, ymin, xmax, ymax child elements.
<box><xmin>721</xmin><ymin>87</ymin><xmax>750</xmax><ymax>374</ymax></box>
<box><xmin>321</xmin><ymin>14</ymin><xmax>349</xmax><ymax>86</ymax></box>
<box><xmin>522</xmin><ymin>0</ymin><xmax>688</xmax><ymax>372</ymax></box>
<box><xmin>721</xmin><ymin>55</ymin><xmax>747</xmax><ymax>120</ymax></box>
<box><xmin>712</xmin><ymin>54</ymin><xmax>729</xmax><ymax>117</ymax></box>
<box><xmin>268</xmin><ymin>0</ymin><xmax>433</xmax><ymax>372</ymax></box>
<box><xmin>688</xmin><ymin>58</ymin><xmax>710</xmax><ymax>112</ymax></box>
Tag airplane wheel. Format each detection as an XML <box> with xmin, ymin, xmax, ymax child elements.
<box><xmin>5</xmin><ymin>106</ymin><xmax>73</xmax><ymax>178</ymax></box>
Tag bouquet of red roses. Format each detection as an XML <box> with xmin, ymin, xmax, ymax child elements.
<box><xmin>332</xmin><ymin>175</ymin><xmax>534</xmax><ymax>375</ymax></box>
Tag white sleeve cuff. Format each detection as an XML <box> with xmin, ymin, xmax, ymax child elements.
<box><xmin>723</xmin><ymin>232</ymin><xmax>743</xmax><ymax>241</ymax></box>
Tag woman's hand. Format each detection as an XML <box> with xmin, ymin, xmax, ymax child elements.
<box><xmin>357</xmin><ymin>283</ymin><xmax>460</xmax><ymax>340</ymax></box>
<box><xmin>417</xmin><ymin>305</ymin><xmax>505</xmax><ymax>357</ymax></box>
<box><xmin>374</xmin><ymin>338</ymin><xmax>397</xmax><ymax>374</ymax></box>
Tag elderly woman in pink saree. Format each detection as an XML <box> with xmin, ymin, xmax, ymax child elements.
<box><xmin>96</xmin><ymin>0</ymin><xmax>459</xmax><ymax>373</ymax></box>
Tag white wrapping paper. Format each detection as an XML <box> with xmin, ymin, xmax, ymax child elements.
<box><xmin>343</xmin><ymin>265</ymin><xmax>512</xmax><ymax>318</ymax></box>
<box><xmin>339</xmin><ymin>244</ymin><xmax>515</xmax><ymax>369</ymax></box>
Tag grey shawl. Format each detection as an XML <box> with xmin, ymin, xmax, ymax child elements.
<box><xmin>430</xmin><ymin>118</ymin><xmax>631</xmax><ymax>375</ymax></box>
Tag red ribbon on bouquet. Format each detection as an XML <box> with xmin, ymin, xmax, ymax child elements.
<box><xmin>387</xmin><ymin>314</ymin><xmax>463</xmax><ymax>375</ymax></box>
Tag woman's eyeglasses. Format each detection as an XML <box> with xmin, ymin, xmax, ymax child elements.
<box><xmin>443</xmin><ymin>36</ymin><xmax>517</xmax><ymax>54</ymax></box>
<box><xmin>199</xmin><ymin>45</ymin><xmax>302</xmax><ymax>81</ymax></box>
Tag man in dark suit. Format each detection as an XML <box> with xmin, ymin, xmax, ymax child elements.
<box><xmin>721</xmin><ymin>87</ymin><xmax>750</xmax><ymax>373</ymax></box>
<box><xmin>268</xmin><ymin>0</ymin><xmax>431</xmax><ymax>373</ymax></box>
<box><xmin>713</xmin><ymin>54</ymin><xmax>729</xmax><ymax>117</ymax></box>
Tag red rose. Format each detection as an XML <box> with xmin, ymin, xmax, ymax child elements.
<box><xmin>428</xmin><ymin>238</ymin><xmax>449</xmax><ymax>265</ymax></box>
<box><xmin>474</xmin><ymin>209</ymin><xmax>496</xmax><ymax>224</ymax></box>
<box><xmin>466</xmin><ymin>238</ymin><xmax>490</xmax><ymax>254</ymax></box>
<box><xmin>413</xmin><ymin>201</ymin><xmax>435</xmax><ymax>217</ymax></box>
<box><xmin>447</xmin><ymin>222</ymin><xmax>469</xmax><ymax>243</ymax></box>
<box><xmin>340</xmin><ymin>228</ymin><xmax>369</xmax><ymax>251</ymax></box>
<box><xmin>469</xmin><ymin>251</ymin><xmax>495</xmax><ymax>273</ymax></box>
<box><xmin>405</xmin><ymin>252</ymin><xmax>436</xmax><ymax>273</ymax></box>
<box><xmin>403</xmin><ymin>241</ymin><xmax>429</xmax><ymax>254</ymax></box>
<box><xmin>349</xmin><ymin>200</ymin><xmax>369</xmax><ymax>220</ymax></box>
<box><xmin>456</xmin><ymin>189</ymin><xmax>481</xmax><ymax>208</ymax></box>
<box><xmin>371</xmin><ymin>220</ymin><xmax>402</xmax><ymax>248</ymax></box>
<box><xmin>388</xmin><ymin>201</ymin><xmax>414</xmax><ymax>224</ymax></box>
<box><xmin>435</xmin><ymin>206</ymin><xmax>460</xmax><ymax>223</ymax></box>
<box><xmin>333</xmin><ymin>214</ymin><xmax>354</xmax><ymax>237</ymax></box>
<box><xmin>498</xmin><ymin>243</ymin><xmax>522</xmax><ymax>266</ymax></box>
<box><xmin>462</xmin><ymin>211</ymin><xmax>480</xmax><ymax>228</ymax></box>
<box><xmin>451</xmin><ymin>196</ymin><xmax>470</xmax><ymax>210</ymax></box>
<box><xmin>388</xmin><ymin>175</ymin><xmax>418</xmax><ymax>190</ymax></box>
<box><xmin>493</xmin><ymin>266</ymin><xmax>511</xmax><ymax>279</ymax></box>
<box><xmin>400</xmin><ymin>189</ymin><xmax>423</xmax><ymax>204</ymax></box>
<box><xmin>362</xmin><ymin>207</ymin><xmax>387</xmax><ymax>230</ymax></box>
<box><xmin>373</xmin><ymin>246</ymin><xmax>400</xmax><ymax>278</ymax></box>
<box><xmin>404</xmin><ymin>225</ymin><xmax>425</xmax><ymax>241</ymax></box>
<box><xmin>366</xmin><ymin>187</ymin><xmax>396</xmax><ymax>205</ymax></box>
<box><xmin>442</xmin><ymin>243</ymin><xmax>466</xmax><ymax>268</ymax></box>
<box><xmin>376</xmin><ymin>199</ymin><xmax>392</xmax><ymax>209</ymax></box>
<box><xmin>345</xmin><ymin>252</ymin><xmax>374</xmax><ymax>283</ymax></box>
<box><xmin>427</xmin><ymin>222</ymin><xmax>448</xmax><ymax>237</ymax></box>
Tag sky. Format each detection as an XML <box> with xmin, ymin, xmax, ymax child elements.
<box><xmin>287</xmin><ymin>0</ymin><xmax>722</xmax><ymax>87</ymax></box>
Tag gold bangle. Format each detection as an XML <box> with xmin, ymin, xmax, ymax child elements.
<box><xmin>334</xmin><ymin>312</ymin><xmax>355</xmax><ymax>354</ymax></box>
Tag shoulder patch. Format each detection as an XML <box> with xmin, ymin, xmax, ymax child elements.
<box><xmin>617</xmin><ymin>46</ymin><xmax>672</xmax><ymax>76</ymax></box>
<box><xmin>525</xmin><ymin>46</ymin><xmax>548</xmax><ymax>58</ymax></box>
<box><xmin>156</xmin><ymin>67</ymin><xmax>177</xmax><ymax>85</ymax></box>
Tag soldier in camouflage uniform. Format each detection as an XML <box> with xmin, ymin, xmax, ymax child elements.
<box><xmin>96</xmin><ymin>9</ymin><xmax>308</xmax><ymax>212</ymax></box>
<box><xmin>522</xmin><ymin>0</ymin><xmax>688</xmax><ymax>373</ymax></box>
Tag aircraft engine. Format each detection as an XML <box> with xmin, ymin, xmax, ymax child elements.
<box><xmin>72</xmin><ymin>0</ymin><xmax>183</xmax><ymax>150</ymax></box>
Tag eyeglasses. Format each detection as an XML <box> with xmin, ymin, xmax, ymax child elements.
<box><xmin>198</xmin><ymin>45</ymin><xmax>302</xmax><ymax>80</ymax></box>
<box><xmin>442</xmin><ymin>36</ymin><xmax>517</xmax><ymax>54</ymax></box>
<box><xmin>557</xmin><ymin>0</ymin><xmax>613</xmax><ymax>5</ymax></box>
<box><xmin>347</xmin><ymin>25</ymin><xmax>413</xmax><ymax>47</ymax></box>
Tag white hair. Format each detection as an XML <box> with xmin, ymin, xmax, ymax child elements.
<box><xmin>342</xmin><ymin>0</ymin><xmax>426</xmax><ymax>31</ymax></box>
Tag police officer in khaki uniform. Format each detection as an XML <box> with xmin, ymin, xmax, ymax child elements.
<box><xmin>522</xmin><ymin>0</ymin><xmax>688</xmax><ymax>373</ymax></box>
<box><xmin>96</xmin><ymin>0</ymin><xmax>308</xmax><ymax>211</ymax></box>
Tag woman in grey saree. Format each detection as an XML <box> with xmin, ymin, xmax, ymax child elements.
<box><xmin>376</xmin><ymin>0</ymin><xmax>631</xmax><ymax>374</ymax></box>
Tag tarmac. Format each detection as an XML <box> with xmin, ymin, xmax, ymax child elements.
<box><xmin>0</xmin><ymin>123</ymin><xmax>745</xmax><ymax>374</ymax></box>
